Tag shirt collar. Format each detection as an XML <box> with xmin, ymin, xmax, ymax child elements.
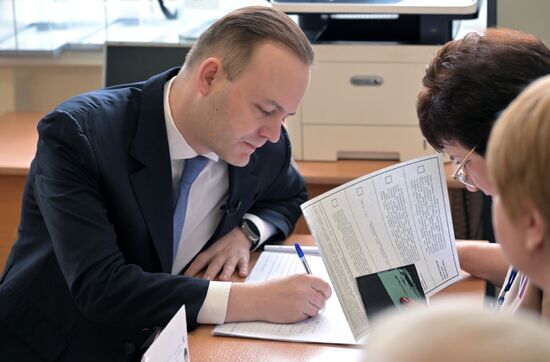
<box><xmin>163</xmin><ymin>76</ymin><xmax>219</xmax><ymax>162</ymax></box>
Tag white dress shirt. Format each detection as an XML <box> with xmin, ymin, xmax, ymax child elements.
<box><xmin>163</xmin><ymin>77</ymin><xmax>275</xmax><ymax>324</ymax></box>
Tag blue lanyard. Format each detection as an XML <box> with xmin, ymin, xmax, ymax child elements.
<box><xmin>497</xmin><ymin>268</ymin><xmax>518</xmax><ymax>306</ymax></box>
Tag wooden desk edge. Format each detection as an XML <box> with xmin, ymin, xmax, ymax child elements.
<box><xmin>296</xmin><ymin>160</ymin><xmax>464</xmax><ymax>189</ymax></box>
<box><xmin>0</xmin><ymin>167</ymin><xmax>31</xmax><ymax>176</ymax></box>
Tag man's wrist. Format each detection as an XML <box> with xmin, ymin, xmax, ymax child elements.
<box><xmin>197</xmin><ymin>281</ymin><xmax>232</xmax><ymax>324</ymax></box>
<box><xmin>226</xmin><ymin>283</ymin><xmax>263</xmax><ymax>322</ymax></box>
<box><xmin>239</xmin><ymin>218</ymin><xmax>260</xmax><ymax>250</ymax></box>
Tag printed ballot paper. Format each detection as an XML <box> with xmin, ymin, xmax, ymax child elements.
<box><xmin>302</xmin><ymin>154</ymin><xmax>461</xmax><ymax>341</ymax></box>
<box><xmin>214</xmin><ymin>154</ymin><xmax>461</xmax><ymax>344</ymax></box>
<box><xmin>142</xmin><ymin>305</ymin><xmax>190</xmax><ymax>362</ymax></box>
<box><xmin>213</xmin><ymin>247</ymin><xmax>357</xmax><ymax>344</ymax></box>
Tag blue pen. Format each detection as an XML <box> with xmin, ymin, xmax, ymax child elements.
<box><xmin>294</xmin><ymin>242</ymin><xmax>312</xmax><ymax>274</ymax></box>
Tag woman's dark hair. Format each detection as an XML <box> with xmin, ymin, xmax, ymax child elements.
<box><xmin>417</xmin><ymin>28</ymin><xmax>550</xmax><ymax>156</ymax></box>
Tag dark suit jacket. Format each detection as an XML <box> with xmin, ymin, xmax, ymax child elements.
<box><xmin>0</xmin><ymin>68</ymin><xmax>307</xmax><ymax>361</ymax></box>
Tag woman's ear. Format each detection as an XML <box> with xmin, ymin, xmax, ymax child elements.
<box><xmin>525</xmin><ymin>206</ymin><xmax>546</xmax><ymax>253</ymax></box>
<box><xmin>196</xmin><ymin>57</ymin><xmax>224</xmax><ymax>96</ymax></box>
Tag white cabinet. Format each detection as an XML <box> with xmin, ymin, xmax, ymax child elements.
<box><xmin>288</xmin><ymin>44</ymin><xmax>440</xmax><ymax>161</ymax></box>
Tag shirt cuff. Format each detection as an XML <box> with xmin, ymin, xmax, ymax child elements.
<box><xmin>243</xmin><ymin>213</ymin><xmax>276</xmax><ymax>250</ymax></box>
<box><xmin>196</xmin><ymin>281</ymin><xmax>231</xmax><ymax>324</ymax></box>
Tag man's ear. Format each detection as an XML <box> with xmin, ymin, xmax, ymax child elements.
<box><xmin>196</xmin><ymin>58</ymin><xmax>223</xmax><ymax>96</ymax></box>
<box><xmin>525</xmin><ymin>206</ymin><xmax>546</xmax><ymax>253</ymax></box>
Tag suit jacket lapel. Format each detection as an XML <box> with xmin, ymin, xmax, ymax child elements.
<box><xmin>207</xmin><ymin>154</ymin><xmax>260</xmax><ymax>246</ymax></box>
<box><xmin>129</xmin><ymin>68</ymin><xmax>179</xmax><ymax>273</ymax></box>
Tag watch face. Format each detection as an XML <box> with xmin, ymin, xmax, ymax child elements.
<box><xmin>241</xmin><ymin>219</ymin><xmax>260</xmax><ymax>242</ymax></box>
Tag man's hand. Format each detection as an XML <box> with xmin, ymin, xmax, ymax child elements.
<box><xmin>183</xmin><ymin>227</ymin><xmax>251</xmax><ymax>281</ymax></box>
<box><xmin>226</xmin><ymin>274</ymin><xmax>333</xmax><ymax>323</ymax></box>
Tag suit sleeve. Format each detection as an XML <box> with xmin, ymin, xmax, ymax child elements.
<box><xmin>248</xmin><ymin>127</ymin><xmax>308</xmax><ymax>238</ymax></box>
<box><xmin>33</xmin><ymin>111</ymin><xmax>208</xmax><ymax>330</ymax></box>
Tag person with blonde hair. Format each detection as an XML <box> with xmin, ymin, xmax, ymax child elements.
<box><xmin>487</xmin><ymin>74</ymin><xmax>550</xmax><ymax>308</ymax></box>
<box><xmin>368</xmin><ymin>298</ymin><xmax>550</xmax><ymax>362</ymax></box>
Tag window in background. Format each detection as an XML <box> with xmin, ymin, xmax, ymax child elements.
<box><xmin>0</xmin><ymin>0</ymin><xmax>266</xmax><ymax>55</ymax></box>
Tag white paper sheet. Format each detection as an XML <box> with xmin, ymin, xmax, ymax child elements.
<box><xmin>142</xmin><ymin>305</ymin><xmax>190</xmax><ymax>362</ymax></box>
<box><xmin>301</xmin><ymin>154</ymin><xmax>462</xmax><ymax>341</ymax></box>
<box><xmin>212</xmin><ymin>251</ymin><xmax>357</xmax><ymax>344</ymax></box>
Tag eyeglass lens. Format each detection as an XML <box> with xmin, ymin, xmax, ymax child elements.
<box><xmin>454</xmin><ymin>166</ymin><xmax>475</xmax><ymax>188</ymax></box>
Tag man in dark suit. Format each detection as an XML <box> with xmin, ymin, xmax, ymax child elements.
<box><xmin>0</xmin><ymin>7</ymin><xmax>331</xmax><ymax>361</ymax></box>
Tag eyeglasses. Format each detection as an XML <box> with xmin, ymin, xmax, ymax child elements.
<box><xmin>450</xmin><ymin>146</ymin><xmax>477</xmax><ymax>189</ymax></box>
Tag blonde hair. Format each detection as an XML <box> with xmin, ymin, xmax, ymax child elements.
<box><xmin>183</xmin><ymin>6</ymin><xmax>314</xmax><ymax>81</ymax></box>
<box><xmin>367</xmin><ymin>298</ymin><xmax>550</xmax><ymax>362</ymax></box>
<box><xmin>487</xmin><ymin>75</ymin><xmax>550</xmax><ymax>239</ymax></box>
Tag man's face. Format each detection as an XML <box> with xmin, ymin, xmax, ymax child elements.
<box><xmin>199</xmin><ymin>42</ymin><xmax>310</xmax><ymax>167</ymax></box>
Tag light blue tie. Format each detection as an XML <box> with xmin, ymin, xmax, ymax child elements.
<box><xmin>172</xmin><ymin>155</ymin><xmax>209</xmax><ymax>261</ymax></box>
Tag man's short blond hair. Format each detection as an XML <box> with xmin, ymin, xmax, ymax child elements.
<box><xmin>182</xmin><ymin>6</ymin><xmax>314</xmax><ymax>80</ymax></box>
<box><xmin>487</xmin><ymin>75</ymin><xmax>550</xmax><ymax>238</ymax></box>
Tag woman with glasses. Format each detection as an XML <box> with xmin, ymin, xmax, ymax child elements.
<box><xmin>417</xmin><ymin>28</ymin><xmax>550</xmax><ymax>314</ymax></box>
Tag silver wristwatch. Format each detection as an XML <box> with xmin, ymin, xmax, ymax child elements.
<box><xmin>240</xmin><ymin>218</ymin><xmax>260</xmax><ymax>250</ymax></box>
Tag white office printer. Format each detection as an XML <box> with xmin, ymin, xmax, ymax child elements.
<box><xmin>272</xmin><ymin>0</ymin><xmax>479</xmax><ymax>161</ymax></box>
